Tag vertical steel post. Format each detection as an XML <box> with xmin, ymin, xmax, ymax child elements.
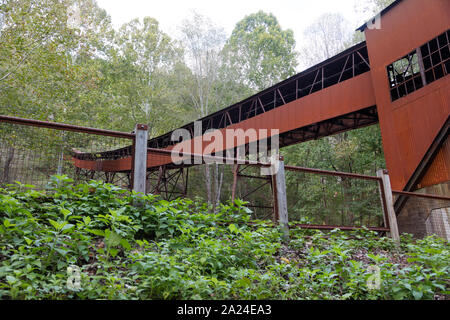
<box><xmin>133</xmin><ymin>124</ymin><xmax>148</xmax><ymax>194</ymax></box>
<box><xmin>377</xmin><ymin>169</ymin><xmax>400</xmax><ymax>242</ymax></box>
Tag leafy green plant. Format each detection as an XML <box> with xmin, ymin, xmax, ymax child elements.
<box><xmin>0</xmin><ymin>177</ymin><xmax>448</xmax><ymax>300</ymax></box>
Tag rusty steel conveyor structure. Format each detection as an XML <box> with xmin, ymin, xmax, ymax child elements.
<box><xmin>72</xmin><ymin>0</ymin><xmax>450</xmax><ymax>197</ymax></box>
<box><xmin>72</xmin><ymin>41</ymin><xmax>376</xmax><ymax>172</ymax></box>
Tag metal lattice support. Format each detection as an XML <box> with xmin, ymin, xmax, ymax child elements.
<box><xmin>230</xmin><ymin>164</ymin><xmax>275</xmax><ymax>220</ymax></box>
<box><xmin>74</xmin><ymin>167</ymin><xmax>131</xmax><ymax>190</ymax></box>
<box><xmin>146</xmin><ymin>166</ymin><xmax>188</xmax><ymax>201</ymax></box>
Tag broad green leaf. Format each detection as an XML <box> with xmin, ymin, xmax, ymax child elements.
<box><xmin>3</xmin><ymin>219</ymin><xmax>15</xmax><ymax>228</ymax></box>
<box><xmin>228</xmin><ymin>224</ymin><xmax>238</xmax><ymax>234</ymax></box>
<box><xmin>105</xmin><ymin>230</ymin><xmax>122</xmax><ymax>247</ymax></box>
<box><xmin>61</xmin><ymin>223</ymin><xmax>75</xmax><ymax>232</ymax></box>
<box><xmin>412</xmin><ymin>290</ymin><xmax>423</xmax><ymax>300</ymax></box>
<box><xmin>6</xmin><ymin>275</ymin><xmax>17</xmax><ymax>284</ymax></box>
<box><xmin>86</xmin><ymin>229</ymin><xmax>105</xmax><ymax>237</ymax></box>
<box><xmin>60</xmin><ymin>208</ymin><xmax>71</xmax><ymax>218</ymax></box>
<box><xmin>83</xmin><ymin>216</ymin><xmax>91</xmax><ymax>225</ymax></box>
<box><xmin>48</xmin><ymin>219</ymin><xmax>65</xmax><ymax>231</ymax></box>
<box><xmin>109</xmin><ymin>248</ymin><xmax>119</xmax><ymax>257</ymax></box>
<box><xmin>120</xmin><ymin>239</ymin><xmax>131</xmax><ymax>250</ymax></box>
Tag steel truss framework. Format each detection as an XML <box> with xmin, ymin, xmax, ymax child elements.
<box><xmin>71</xmin><ymin>41</ymin><xmax>372</xmax><ymax>164</ymax></box>
<box><xmin>149</xmin><ymin>41</ymin><xmax>371</xmax><ymax>149</ymax></box>
<box><xmin>145</xmin><ymin>163</ymin><xmax>276</xmax><ymax>218</ymax></box>
<box><xmin>74</xmin><ymin>167</ymin><xmax>131</xmax><ymax>189</ymax></box>
<box><xmin>146</xmin><ymin>166</ymin><xmax>188</xmax><ymax>201</ymax></box>
<box><xmin>75</xmin><ymin>164</ymin><xmax>189</xmax><ymax>202</ymax></box>
<box><xmin>278</xmin><ymin>106</ymin><xmax>378</xmax><ymax>148</ymax></box>
<box><xmin>232</xmin><ymin>164</ymin><xmax>275</xmax><ymax>220</ymax></box>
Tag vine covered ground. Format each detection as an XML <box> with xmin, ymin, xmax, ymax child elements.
<box><xmin>0</xmin><ymin>176</ymin><xmax>448</xmax><ymax>300</ymax></box>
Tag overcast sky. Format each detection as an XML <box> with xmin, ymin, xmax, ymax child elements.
<box><xmin>96</xmin><ymin>0</ymin><xmax>374</xmax><ymax>49</ymax></box>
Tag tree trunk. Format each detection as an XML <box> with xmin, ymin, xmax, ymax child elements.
<box><xmin>204</xmin><ymin>164</ymin><xmax>212</xmax><ymax>207</ymax></box>
<box><xmin>213</xmin><ymin>163</ymin><xmax>224</xmax><ymax>212</ymax></box>
<box><xmin>2</xmin><ymin>146</ymin><xmax>15</xmax><ymax>183</ymax></box>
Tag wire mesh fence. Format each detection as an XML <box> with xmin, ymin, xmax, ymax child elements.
<box><xmin>394</xmin><ymin>191</ymin><xmax>450</xmax><ymax>240</ymax></box>
<box><xmin>140</xmin><ymin>148</ymin><xmax>390</xmax><ymax>232</ymax></box>
<box><xmin>0</xmin><ymin>121</ymin><xmax>134</xmax><ymax>190</ymax></box>
<box><xmin>4</xmin><ymin>115</ymin><xmax>449</xmax><ymax>241</ymax></box>
<box><xmin>284</xmin><ymin>166</ymin><xmax>387</xmax><ymax>231</ymax></box>
<box><xmin>285</xmin><ymin>169</ymin><xmax>385</xmax><ymax>228</ymax></box>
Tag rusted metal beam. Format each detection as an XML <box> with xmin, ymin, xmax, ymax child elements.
<box><xmin>309</xmin><ymin>69</ymin><xmax>320</xmax><ymax>95</ymax></box>
<box><xmin>237</xmin><ymin>173</ymin><xmax>271</xmax><ymax>180</ymax></box>
<box><xmin>277</xmin><ymin>89</ymin><xmax>286</xmax><ymax>105</ymax></box>
<box><xmin>284</xmin><ymin>164</ymin><xmax>382</xmax><ymax>181</ymax></box>
<box><xmin>242</xmin><ymin>180</ymin><xmax>271</xmax><ymax>199</ymax></box>
<box><xmin>258</xmin><ymin>97</ymin><xmax>265</xmax><ymax>113</ymax></box>
<box><xmin>291</xmin><ymin>224</ymin><xmax>389</xmax><ymax>232</ymax></box>
<box><xmin>392</xmin><ymin>190</ymin><xmax>450</xmax><ymax>201</ymax></box>
<box><xmin>147</xmin><ymin>147</ymin><xmax>272</xmax><ymax>167</ymax></box>
<box><xmin>338</xmin><ymin>55</ymin><xmax>350</xmax><ymax>83</ymax></box>
<box><xmin>356</xmin><ymin>51</ymin><xmax>371</xmax><ymax>69</ymax></box>
<box><xmin>0</xmin><ymin>115</ymin><xmax>135</xmax><ymax>139</ymax></box>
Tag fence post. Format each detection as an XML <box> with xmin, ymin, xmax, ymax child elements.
<box><xmin>377</xmin><ymin>169</ymin><xmax>400</xmax><ymax>242</ymax></box>
<box><xmin>272</xmin><ymin>156</ymin><xmax>289</xmax><ymax>240</ymax></box>
<box><xmin>132</xmin><ymin>124</ymin><xmax>148</xmax><ymax>194</ymax></box>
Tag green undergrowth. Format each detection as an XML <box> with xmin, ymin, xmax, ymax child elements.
<box><xmin>0</xmin><ymin>176</ymin><xmax>449</xmax><ymax>300</ymax></box>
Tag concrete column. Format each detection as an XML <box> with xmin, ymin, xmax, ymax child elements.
<box><xmin>377</xmin><ymin>169</ymin><xmax>400</xmax><ymax>242</ymax></box>
<box><xmin>132</xmin><ymin>124</ymin><xmax>148</xmax><ymax>194</ymax></box>
<box><xmin>272</xmin><ymin>156</ymin><xmax>289</xmax><ymax>240</ymax></box>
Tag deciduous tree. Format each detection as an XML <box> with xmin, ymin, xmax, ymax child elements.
<box><xmin>224</xmin><ymin>11</ymin><xmax>298</xmax><ymax>91</ymax></box>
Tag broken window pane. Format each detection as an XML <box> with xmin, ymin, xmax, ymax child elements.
<box><xmin>386</xmin><ymin>50</ymin><xmax>422</xmax><ymax>101</ymax></box>
<box><xmin>386</xmin><ymin>29</ymin><xmax>450</xmax><ymax>102</ymax></box>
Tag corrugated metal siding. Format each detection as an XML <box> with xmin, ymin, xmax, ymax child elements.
<box><xmin>418</xmin><ymin>136</ymin><xmax>450</xmax><ymax>188</ymax></box>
